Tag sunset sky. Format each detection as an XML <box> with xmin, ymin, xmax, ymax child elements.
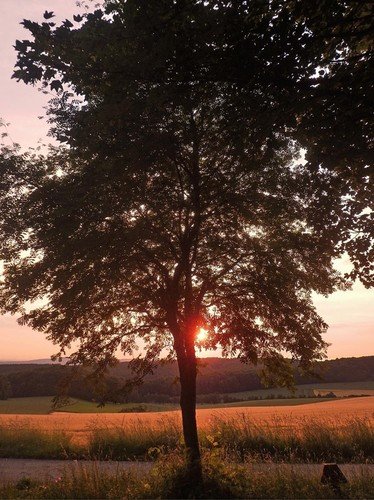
<box><xmin>0</xmin><ymin>0</ymin><xmax>372</xmax><ymax>361</ymax></box>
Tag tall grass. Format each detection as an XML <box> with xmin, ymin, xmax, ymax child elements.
<box><xmin>88</xmin><ymin>417</ymin><xmax>181</xmax><ymax>460</ymax></box>
<box><xmin>204</xmin><ymin>415</ymin><xmax>374</xmax><ymax>462</ymax></box>
<box><xmin>0</xmin><ymin>415</ymin><xmax>373</xmax><ymax>462</ymax></box>
<box><xmin>88</xmin><ymin>415</ymin><xmax>374</xmax><ymax>462</ymax></box>
<box><xmin>0</xmin><ymin>452</ymin><xmax>373</xmax><ymax>499</ymax></box>
<box><xmin>0</xmin><ymin>424</ymin><xmax>79</xmax><ymax>459</ymax></box>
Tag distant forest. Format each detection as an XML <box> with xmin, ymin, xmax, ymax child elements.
<box><xmin>0</xmin><ymin>356</ymin><xmax>373</xmax><ymax>403</ymax></box>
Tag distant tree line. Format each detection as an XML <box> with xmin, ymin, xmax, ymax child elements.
<box><xmin>0</xmin><ymin>356</ymin><xmax>372</xmax><ymax>403</ymax></box>
<box><xmin>0</xmin><ymin>375</ymin><xmax>11</xmax><ymax>400</ymax></box>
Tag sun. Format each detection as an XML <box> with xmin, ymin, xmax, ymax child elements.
<box><xmin>196</xmin><ymin>327</ymin><xmax>208</xmax><ymax>342</ymax></box>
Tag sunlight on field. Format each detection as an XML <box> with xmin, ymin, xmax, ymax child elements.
<box><xmin>0</xmin><ymin>396</ymin><xmax>372</xmax><ymax>445</ymax></box>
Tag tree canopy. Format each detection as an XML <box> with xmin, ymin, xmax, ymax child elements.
<box><xmin>0</xmin><ymin>0</ymin><xmax>372</xmax><ymax>461</ymax></box>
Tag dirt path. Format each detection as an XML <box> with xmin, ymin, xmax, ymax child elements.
<box><xmin>0</xmin><ymin>458</ymin><xmax>152</xmax><ymax>482</ymax></box>
<box><xmin>0</xmin><ymin>458</ymin><xmax>373</xmax><ymax>483</ymax></box>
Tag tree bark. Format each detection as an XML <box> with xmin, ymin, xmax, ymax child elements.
<box><xmin>175</xmin><ymin>339</ymin><xmax>202</xmax><ymax>480</ymax></box>
<box><xmin>178</xmin><ymin>354</ymin><xmax>200</xmax><ymax>458</ymax></box>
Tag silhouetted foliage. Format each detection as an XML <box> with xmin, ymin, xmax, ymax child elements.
<box><xmin>0</xmin><ymin>375</ymin><xmax>11</xmax><ymax>400</ymax></box>
<box><xmin>0</xmin><ymin>0</ymin><xmax>372</xmax><ymax>464</ymax></box>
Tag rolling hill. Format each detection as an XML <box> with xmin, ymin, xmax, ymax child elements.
<box><xmin>0</xmin><ymin>356</ymin><xmax>373</xmax><ymax>403</ymax></box>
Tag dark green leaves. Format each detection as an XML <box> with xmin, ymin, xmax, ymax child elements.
<box><xmin>43</xmin><ymin>11</ymin><xmax>54</xmax><ymax>20</ymax></box>
<box><xmin>62</xmin><ymin>19</ymin><xmax>74</xmax><ymax>29</ymax></box>
<box><xmin>1</xmin><ymin>0</ymin><xmax>372</xmax><ymax>377</ymax></box>
<box><xmin>50</xmin><ymin>79</ymin><xmax>63</xmax><ymax>92</ymax></box>
<box><xmin>20</xmin><ymin>19</ymin><xmax>40</xmax><ymax>34</ymax></box>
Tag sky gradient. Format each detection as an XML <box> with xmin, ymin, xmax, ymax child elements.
<box><xmin>0</xmin><ymin>1</ymin><xmax>372</xmax><ymax>361</ymax></box>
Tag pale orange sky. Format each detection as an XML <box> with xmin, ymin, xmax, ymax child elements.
<box><xmin>0</xmin><ymin>1</ymin><xmax>373</xmax><ymax>361</ymax></box>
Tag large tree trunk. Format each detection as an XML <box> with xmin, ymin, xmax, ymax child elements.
<box><xmin>175</xmin><ymin>339</ymin><xmax>202</xmax><ymax>480</ymax></box>
<box><xmin>178</xmin><ymin>353</ymin><xmax>200</xmax><ymax>459</ymax></box>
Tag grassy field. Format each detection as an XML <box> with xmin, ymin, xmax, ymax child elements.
<box><xmin>227</xmin><ymin>381</ymin><xmax>374</xmax><ymax>400</ymax></box>
<box><xmin>199</xmin><ymin>397</ymin><xmax>336</xmax><ymax>408</ymax></box>
<box><xmin>87</xmin><ymin>413</ymin><xmax>374</xmax><ymax>462</ymax></box>
<box><xmin>0</xmin><ymin>398</ymin><xmax>373</xmax><ymax>461</ymax></box>
<box><xmin>56</xmin><ymin>400</ymin><xmax>175</xmax><ymax>414</ymax></box>
<box><xmin>0</xmin><ymin>396</ymin><xmax>339</xmax><ymax>414</ymax></box>
<box><xmin>0</xmin><ymin>397</ymin><xmax>56</xmax><ymax>415</ymax></box>
<box><xmin>0</xmin><ymin>397</ymin><xmax>176</xmax><ymax>415</ymax></box>
<box><xmin>1</xmin><ymin>380</ymin><xmax>373</xmax><ymax>415</ymax></box>
<box><xmin>1</xmin><ymin>392</ymin><xmax>372</xmax><ymax>499</ymax></box>
<box><xmin>0</xmin><ymin>413</ymin><xmax>373</xmax><ymax>463</ymax></box>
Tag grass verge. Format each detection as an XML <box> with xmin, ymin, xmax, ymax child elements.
<box><xmin>204</xmin><ymin>415</ymin><xmax>374</xmax><ymax>462</ymax></box>
<box><xmin>0</xmin><ymin>415</ymin><xmax>373</xmax><ymax>462</ymax></box>
<box><xmin>0</xmin><ymin>453</ymin><xmax>373</xmax><ymax>499</ymax></box>
<box><xmin>0</xmin><ymin>425</ymin><xmax>80</xmax><ymax>459</ymax></box>
<box><xmin>88</xmin><ymin>418</ymin><xmax>181</xmax><ymax>460</ymax></box>
<box><xmin>88</xmin><ymin>415</ymin><xmax>374</xmax><ymax>463</ymax></box>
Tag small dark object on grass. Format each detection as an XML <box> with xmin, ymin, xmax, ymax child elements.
<box><xmin>120</xmin><ymin>404</ymin><xmax>147</xmax><ymax>413</ymax></box>
<box><xmin>321</xmin><ymin>463</ymin><xmax>348</xmax><ymax>494</ymax></box>
<box><xmin>324</xmin><ymin>392</ymin><xmax>337</xmax><ymax>398</ymax></box>
<box><xmin>16</xmin><ymin>478</ymin><xmax>36</xmax><ymax>491</ymax></box>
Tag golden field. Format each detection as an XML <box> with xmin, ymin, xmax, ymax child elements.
<box><xmin>0</xmin><ymin>396</ymin><xmax>372</xmax><ymax>445</ymax></box>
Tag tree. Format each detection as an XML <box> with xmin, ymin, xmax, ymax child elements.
<box><xmin>0</xmin><ymin>375</ymin><xmax>11</xmax><ymax>400</ymax></box>
<box><xmin>0</xmin><ymin>0</ymin><xmax>372</xmax><ymax>471</ymax></box>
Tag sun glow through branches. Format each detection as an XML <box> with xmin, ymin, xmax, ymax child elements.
<box><xmin>196</xmin><ymin>327</ymin><xmax>208</xmax><ymax>342</ymax></box>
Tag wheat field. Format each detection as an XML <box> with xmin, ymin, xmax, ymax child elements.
<box><xmin>0</xmin><ymin>396</ymin><xmax>372</xmax><ymax>445</ymax></box>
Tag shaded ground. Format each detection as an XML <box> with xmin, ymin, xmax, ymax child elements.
<box><xmin>0</xmin><ymin>458</ymin><xmax>151</xmax><ymax>482</ymax></box>
<box><xmin>1</xmin><ymin>458</ymin><xmax>373</xmax><ymax>483</ymax></box>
